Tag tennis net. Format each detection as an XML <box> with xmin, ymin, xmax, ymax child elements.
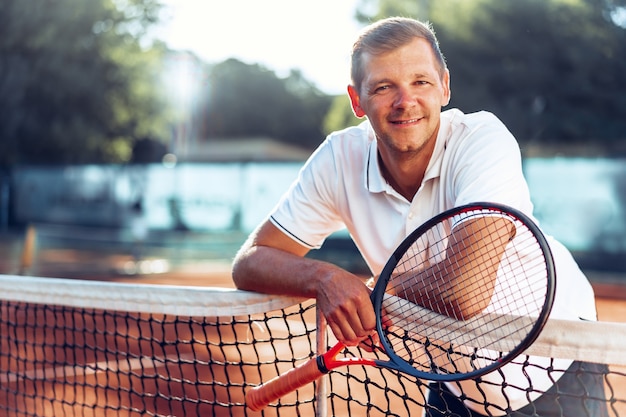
<box><xmin>1</xmin><ymin>274</ymin><xmax>625</xmax><ymax>417</ymax></box>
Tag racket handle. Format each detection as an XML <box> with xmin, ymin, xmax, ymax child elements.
<box><xmin>246</xmin><ymin>356</ymin><xmax>324</xmax><ymax>411</ymax></box>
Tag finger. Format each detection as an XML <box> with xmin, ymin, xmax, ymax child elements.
<box><xmin>381</xmin><ymin>307</ymin><xmax>393</xmax><ymax>329</ymax></box>
<box><xmin>330</xmin><ymin>304</ymin><xmax>375</xmax><ymax>347</ymax></box>
<box><xmin>328</xmin><ymin>318</ymin><xmax>360</xmax><ymax>346</ymax></box>
<box><xmin>348</xmin><ymin>296</ymin><xmax>377</xmax><ymax>336</ymax></box>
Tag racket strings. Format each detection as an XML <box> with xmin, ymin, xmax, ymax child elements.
<box><xmin>383</xmin><ymin>326</ymin><xmax>508</xmax><ymax>376</ymax></box>
<box><xmin>380</xmin><ymin>207</ymin><xmax>551</xmax><ymax>378</ymax></box>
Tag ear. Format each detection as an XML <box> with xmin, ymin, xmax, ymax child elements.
<box><xmin>347</xmin><ymin>85</ymin><xmax>367</xmax><ymax>118</ymax></box>
<box><xmin>441</xmin><ymin>69</ymin><xmax>451</xmax><ymax>107</ymax></box>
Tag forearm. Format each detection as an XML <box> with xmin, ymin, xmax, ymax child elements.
<box><xmin>395</xmin><ymin>216</ymin><xmax>514</xmax><ymax>320</ymax></box>
<box><xmin>397</xmin><ymin>262</ymin><xmax>485</xmax><ymax>320</ymax></box>
<box><xmin>233</xmin><ymin>243</ymin><xmax>376</xmax><ymax>345</ymax></box>
<box><xmin>232</xmin><ymin>221</ymin><xmax>376</xmax><ymax>345</ymax></box>
<box><xmin>232</xmin><ymin>244</ymin><xmax>343</xmax><ymax>299</ymax></box>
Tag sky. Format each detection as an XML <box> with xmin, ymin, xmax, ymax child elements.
<box><xmin>155</xmin><ymin>0</ymin><xmax>363</xmax><ymax>95</ymax></box>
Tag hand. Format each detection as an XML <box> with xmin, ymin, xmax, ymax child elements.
<box><xmin>315</xmin><ymin>271</ymin><xmax>377</xmax><ymax>347</ymax></box>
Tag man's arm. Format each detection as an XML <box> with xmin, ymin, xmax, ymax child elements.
<box><xmin>232</xmin><ymin>220</ymin><xmax>376</xmax><ymax>346</ymax></box>
<box><xmin>393</xmin><ymin>216</ymin><xmax>515</xmax><ymax>320</ymax></box>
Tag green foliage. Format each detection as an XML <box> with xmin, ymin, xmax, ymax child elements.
<box><xmin>202</xmin><ymin>59</ymin><xmax>332</xmax><ymax>149</ymax></box>
<box><xmin>323</xmin><ymin>95</ymin><xmax>363</xmax><ymax>135</ymax></box>
<box><xmin>2</xmin><ymin>0</ymin><xmax>624</xmax><ymax>165</ymax></box>
<box><xmin>0</xmin><ymin>0</ymin><xmax>170</xmax><ymax>166</ymax></box>
<box><xmin>354</xmin><ymin>0</ymin><xmax>626</xmax><ymax>144</ymax></box>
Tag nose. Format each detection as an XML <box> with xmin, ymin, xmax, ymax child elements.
<box><xmin>392</xmin><ymin>86</ymin><xmax>415</xmax><ymax>109</ymax></box>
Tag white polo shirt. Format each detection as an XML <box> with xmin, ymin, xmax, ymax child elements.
<box><xmin>271</xmin><ymin>109</ymin><xmax>533</xmax><ymax>271</ymax></box>
<box><xmin>270</xmin><ymin>108</ymin><xmax>594</xmax><ymax>316</ymax></box>
<box><xmin>269</xmin><ymin>108</ymin><xmax>598</xmax><ymax>413</ymax></box>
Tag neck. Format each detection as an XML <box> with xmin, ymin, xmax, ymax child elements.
<box><xmin>378</xmin><ymin>143</ymin><xmax>435</xmax><ymax>201</ymax></box>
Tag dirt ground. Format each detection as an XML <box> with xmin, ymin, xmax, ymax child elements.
<box><xmin>596</xmin><ymin>295</ymin><xmax>626</xmax><ymax>322</ymax></box>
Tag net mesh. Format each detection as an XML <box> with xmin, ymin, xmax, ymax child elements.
<box><xmin>1</xmin><ymin>274</ymin><xmax>625</xmax><ymax>417</ymax></box>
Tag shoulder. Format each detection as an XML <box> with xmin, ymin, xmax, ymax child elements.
<box><xmin>306</xmin><ymin>120</ymin><xmax>373</xmax><ymax>170</ymax></box>
<box><xmin>325</xmin><ymin>120</ymin><xmax>374</xmax><ymax>152</ymax></box>
<box><xmin>441</xmin><ymin>108</ymin><xmax>518</xmax><ymax>154</ymax></box>
<box><xmin>442</xmin><ymin>108</ymin><xmax>511</xmax><ymax>136</ymax></box>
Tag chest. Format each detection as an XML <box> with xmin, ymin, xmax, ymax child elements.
<box><xmin>346</xmin><ymin>177</ymin><xmax>449</xmax><ymax>275</ymax></box>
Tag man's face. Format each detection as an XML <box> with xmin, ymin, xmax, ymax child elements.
<box><xmin>348</xmin><ymin>37</ymin><xmax>451</xmax><ymax>158</ymax></box>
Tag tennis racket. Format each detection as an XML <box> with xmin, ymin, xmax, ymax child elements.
<box><xmin>246</xmin><ymin>202</ymin><xmax>556</xmax><ymax>411</ymax></box>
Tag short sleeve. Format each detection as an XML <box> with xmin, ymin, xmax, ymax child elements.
<box><xmin>269</xmin><ymin>138</ymin><xmax>346</xmax><ymax>249</ymax></box>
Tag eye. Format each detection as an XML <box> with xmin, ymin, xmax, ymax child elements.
<box><xmin>372</xmin><ymin>84</ymin><xmax>390</xmax><ymax>94</ymax></box>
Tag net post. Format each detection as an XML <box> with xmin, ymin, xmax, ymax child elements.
<box><xmin>19</xmin><ymin>223</ymin><xmax>37</xmax><ymax>275</ymax></box>
<box><xmin>315</xmin><ymin>306</ymin><xmax>328</xmax><ymax>417</ymax></box>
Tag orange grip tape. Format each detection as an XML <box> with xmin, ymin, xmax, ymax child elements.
<box><xmin>246</xmin><ymin>356</ymin><xmax>324</xmax><ymax>411</ymax></box>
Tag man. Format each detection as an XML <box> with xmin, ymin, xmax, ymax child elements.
<box><xmin>233</xmin><ymin>17</ymin><xmax>607</xmax><ymax>417</ymax></box>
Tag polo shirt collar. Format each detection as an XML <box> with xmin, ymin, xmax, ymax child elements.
<box><xmin>423</xmin><ymin>117</ymin><xmax>449</xmax><ymax>182</ymax></box>
<box><xmin>366</xmin><ymin>137</ymin><xmax>387</xmax><ymax>193</ymax></box>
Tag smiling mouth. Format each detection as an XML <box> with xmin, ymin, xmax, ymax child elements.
<box><xmin>390</xmin><ymin>117</ymin><xmax>421</xmax><ymax>125</ymax></box>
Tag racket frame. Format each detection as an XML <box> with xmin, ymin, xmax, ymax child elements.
<box><xmin>370</xmin><ymin>202</ymin><xmax>556</xmax><ymax>381</ymax></box>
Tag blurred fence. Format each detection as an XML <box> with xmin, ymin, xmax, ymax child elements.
<box><xmin>3</xmin><ymin>159</ymin><xmax>626</xmax><ymax>276</ymax></box>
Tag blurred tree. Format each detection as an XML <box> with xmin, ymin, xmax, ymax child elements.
<box><xmin>354</xmin><ymin>0</ymin><xmax>626</xmax><ymax>146</ymax></box>
<box><xmin>323</xmin><ymin>94</ymin><xmax>362</xmax><ymax>135</ymax></box>
<box><xmin>202</xmin><ymin>59</ymin><xmax>332</xmax><ymax>149</ymax></box>
<box><xmin>0</xmin><ymin>0</ymin><xmax>171</xmax><ymax>166</ymax></box>
<box><xmin>130</xmin><ymin>137</ymin><xmax>168</xmax><ymax>163</ymax></box>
